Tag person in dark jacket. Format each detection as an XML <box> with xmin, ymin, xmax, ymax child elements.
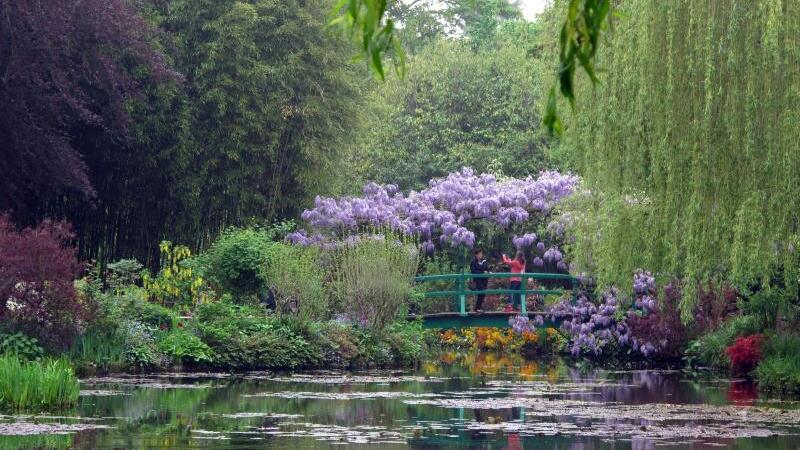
<box><xmin>470</xmin><ymin>249</ymin><xmax>490</xmax><ymax>312</ymax></box>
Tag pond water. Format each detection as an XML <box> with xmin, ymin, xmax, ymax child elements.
<box><xmin>2</xmin><ymin>352</ymin><xmax>800</xmax><ymax>449</ymax></box>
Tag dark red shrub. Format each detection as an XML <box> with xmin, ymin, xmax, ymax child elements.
<box><xmin>626</xmin><ymin>281</ymin><xmax>688</xmax><ymax>358</ymax></box>
<box><xmin>725</xmin><ymin>334</ymin><xmax>765</xmax><ymax>375</ymax></box>
<box><xmin>695</xmin><ymin>283</ymin><xmax>739</xmax><ymax>333</ymax></box>
<box><xmin>0</xmin><ymin>0</ymin><xmax>173</xmax><ymax>212</ymax></box>
<box><xmin>0</xmin><ymin>215</ymin><xmax>85</xmax><ymax>349</ymax></box>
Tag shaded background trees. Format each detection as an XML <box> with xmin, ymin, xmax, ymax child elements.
<box><xmin>1</xmin><ymin>0</ymin><xmax>553</xmax><ymax>268</ymax></box>
<box><xmin>2</xmin><ymin>0</ymin><xmax>364</xmax><ymax>267</ymax></box>
<box><xmin>0</xmin><ymin>0</ymin><xmax>171</xmax><ymax>223</ymax></box>
<box><xmin>343</xmin><ymin>0</ymin><xmax>550</xmax><ymax>192</ymax></box>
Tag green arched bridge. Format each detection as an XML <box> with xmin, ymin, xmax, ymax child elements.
<box><xmin>408</xmin><ymin>272</ymin><xmax>578</xmax><ymax>329</ymax></box>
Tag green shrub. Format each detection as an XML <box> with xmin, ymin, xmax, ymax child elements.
<box><xmin>329</xmin><ymin>234</ymin><xmax>420</xmax><ymax>331</ymax></box>
<box><xmin>316</xmin><ymin>322</ymin><xmax>361</xmax><ymax>367</ymax></box>
<box><xmin>0</xmin><ymin>332</ymin><xmax>44</xmax><ymax>361</ymax></box>
<box><xmin>353</xmin><ymin>328</ymin><xmax>393</xmax><ymax>366</ymax></box>
<box><xmin>198</xmin><ymin>228</ymin><xmax>274</xmax><ymax>300</ymax></box>
<box><xmin>740</xmin><ymin>288</ymin><xmax>798</xmax><ymax>330</ymax></box>
<box><xmin>686</xmin><ymin>315</ymin><xmax>761</xmax><ymax>368</ymax></box>
<box><xmin>192</xmin><ymin>300</ymin><xmax>322</xmax><ymax>369</ymax></box>
<box><xmin>105</xmin><ymin>259</ymin><xmax>144</xmax><ymax>292</ymax></box>
<box><xmin>265</xmin><ymin>243</ymin><xmax>328</xmax><ymax>321</ymax></box>
<box><xmin>756</xmin><ymin>334</ymin><xmax>800</xmax><ymax>395</ymax></box>
<box><xmin>118</xmin><ymin>320</ymin><xmax>165</xmax><ymax>369</ymax></box>
<box><xmin>385</xmin><ymin>320</ymin><xmax>426</xmax><ymax>365</ymax></box>
<box><xmin>158</xmin><ymin>329</ymin><xmax>214</xmax><ymax>364</ymax></box>
<box><xmin>115</xmin><ymin>289</ymin><xmax>177</xmax><ymax>330</ymax></box>
<box><xmin>0</xmin><ymin>355</ymin><xmax>79</xmax><ymax>411</ymax></box>
<box><xmin>193</xmin><ymin>300</ymin><xmax>275</xmax><ymax>368</ymax></box>
<box><xmin>241</xmin><ymin>328</ymin><xmax>320</xmax><ymax>370</ymax></box>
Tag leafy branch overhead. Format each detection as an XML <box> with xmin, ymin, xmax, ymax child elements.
<box><xmin>330</xmin><ymin>0</ymin><xmax>611</xmax><ymax>134</ymax></box>
<box><xmin>544</xmin><ymin>0</ymin><xmax>610</xmax><ymax>135</ymax></box>
<box><xmin>330</xmin><ymin>0</ymin><xmax>406</xmax><ymax>79</ymax></box>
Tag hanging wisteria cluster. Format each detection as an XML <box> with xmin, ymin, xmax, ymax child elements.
<box><xmin>509</xmin><ymin>314</ymin><xmax>544</xmax><ymax>334</ymax></box>
<box><xmin>287</xmin><ymin>168</ymin><xmax>579</xmax><ymax>251</ymax></box>
<box><xmin>547</xmin><ymin>269</ymin><xmax>666</xmax><ymax>358</ymax></box>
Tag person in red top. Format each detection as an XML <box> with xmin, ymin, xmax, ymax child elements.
<box><xmin>502</xmin><ymin>251</ymin><xmax>526</xmax><ymax>312</ymax></box>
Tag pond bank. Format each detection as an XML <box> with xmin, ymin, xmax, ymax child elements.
<box><xmin>1</xmin><ymin>352</ymin><xmax>799</xmax><ymax>449</ymax></box>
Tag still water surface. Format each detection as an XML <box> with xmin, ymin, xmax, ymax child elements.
<box><xmin>2</xmin><ymin>352</ymin><xmax>800</xmax><ymax>449</ymax></box>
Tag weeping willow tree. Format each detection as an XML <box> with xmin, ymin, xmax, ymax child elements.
<box><xmin>553</xmin><ymin>0</ymin><xmax>800</xmax><ymax>316</ymax></box>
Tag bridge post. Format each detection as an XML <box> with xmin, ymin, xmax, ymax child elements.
<box><xmin>519</xmin><ymin>274</ymin><xmax>527</xmax><ymax>314</ymax></box>
<box><xmin>456</xmin><ymin>275</ymin><xmax>467</xmax><ymax>317</ymax></box>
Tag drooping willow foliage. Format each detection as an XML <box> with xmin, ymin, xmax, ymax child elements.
<box><xmin>556</xmin><ymin>0</ymin><xmax>800</xmax><ymax>316</ymax></box>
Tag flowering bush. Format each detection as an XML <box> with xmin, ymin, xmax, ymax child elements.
<box><xmin>550</xmin><ymin>289</ymin><xmax>625</xmax><ymax>356</ymax></box>
<box><xmin>142</xmin><ymin>241</ymin><xmax>208</xmax><ymax>309</ymax></box>
<box><xmin>439</xmin><ymin>323</ymin><xmax>562</xmax><ymax>355</ymax></box>
<box><xmin>549</xmin><ymin>270</ymin><xmax>685</xmax><ymax>359</ymax></box>
<box><xmin>472</xmin><ymin>327</ymin><xmax>515</xmax><ymax>351</ymax></box>
<box><xmin>0</xmin><ymin>215</ymin><xmax>85</xmax><ymax>349</ymax></box>
<box><xmin>288</xmin><ymin>168</ymin><xmax>579</xmax><ymax>253</ymax></box>
<box><xmin>726</xmin><ymin>334</ymin><xmax>765</xmax><ymax>375</ymax></box>
<box><xmin>626</xmin><ymin>279</ymin><xmax>688</xmax><ymax>358</ymax></box>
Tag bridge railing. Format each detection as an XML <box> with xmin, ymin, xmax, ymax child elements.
<box><xmin>413</xmin><ymin>272</ymin><xmax>579</xmax><ymax>316</ymax></box>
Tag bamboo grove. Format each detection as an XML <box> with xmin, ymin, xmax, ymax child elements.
<box><xmin>553</xmin><ymin>0</ymin><xmax>800</xmax><ymax>315</ymax></box>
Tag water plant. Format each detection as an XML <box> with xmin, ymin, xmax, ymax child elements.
<box><xmin>0</xmin><ymin>355</ymin><xmax>79</xmax><ymax>411</ymax></box>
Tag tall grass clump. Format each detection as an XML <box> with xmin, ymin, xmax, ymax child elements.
<box><xmin>0</xmin><ymin>355</ymin><xmax>79</xmax><ymax>411</ymax></box>
<box><xmin>265</xmin><ymin>243</ymin><xmax>328</xmax><ymax>321</ymax></box>
<box><xmin>330</xmin><ymin>234</ymin><xmax>420</xmax><ymax>331</ymax></box>
<box><xmin>756</xmin><ymin>334</ymin><xmax>800</xmax><ymax>396</ymax></box>
<box><xmin>67</xmin><ymin>331</ymin><xmax>126</xmax><ymax>373</ymax></box>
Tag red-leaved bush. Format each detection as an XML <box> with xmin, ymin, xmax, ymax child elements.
<box><xmin>695</xmin><ymin>283</ymin><xmax>739</xmax><ymax>333</ymax></box>
<box><xmin>626</xmin><ymin>281</ymin><xmax>688</xmax><ymax>358</ymax></box>
<box><xmin>725</xmin><ymin>334</ymin><xmax>765</xmax><ymax>375</ymax></box>
<box><xmin>0</xmin><ymin>215</ymin><xmax>85</xmax><ymax>349</ymax></box>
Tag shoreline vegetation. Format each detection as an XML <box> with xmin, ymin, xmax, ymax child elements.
<box><xmin>0</xmin><ymin>210</ymin><xmax>798</xmax><ymax>413</ymax></box>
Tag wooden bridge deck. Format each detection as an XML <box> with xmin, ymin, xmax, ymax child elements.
<box><xmin>408</xmin><ymin>311</ymin><xmax>561</xmax><ymax>329</ymax></box>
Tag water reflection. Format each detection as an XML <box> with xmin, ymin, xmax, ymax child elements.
<box><xmin>0</xmin><ymin>352</ymin><xmax>798</xmax><ymax>449</ymax></box>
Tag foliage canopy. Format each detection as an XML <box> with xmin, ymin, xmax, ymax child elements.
<box><xmin>554</xmin><ymin>0</ymin><xmax>800</xmax><ymax>316</ymax></box>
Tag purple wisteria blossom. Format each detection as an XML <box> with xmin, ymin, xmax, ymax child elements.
<box><xmin>509</xmin><ymin>314</ymin><xmax>544</xmax><ymax>334</ymax></box>
<box><xmin>512</xmin><ymin>233</ymin><xmax>537</xmax><ymax>249</ymax></box>
<box><xmin>548</xmin><ymin>270</ymin><xmax>667</xmax><ymax>358</ymax></box>
<box><xmin>292</xmin><ymin>168</ymin><xmax>579</xmax><ymax>250</ymax></box>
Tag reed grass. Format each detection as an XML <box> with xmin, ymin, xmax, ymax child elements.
<box><xmin>67</xmin><ymin>331</ymin><xmax>125</xmax><ymax>371</ymax></box>
<box><xmin>0</xmin><ymin>355</ymin><xmax>79</xmax><ymax>411</ymax></box>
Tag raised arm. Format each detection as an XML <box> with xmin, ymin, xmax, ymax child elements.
<box><xmin>502</xmin><ymin>254</ymin><xmax>512</xmax><ymax>265</ymax></box>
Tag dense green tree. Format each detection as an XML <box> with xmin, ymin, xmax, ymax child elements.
<box><xmin>10</xmin><ymin>0</ymin><xmax>366</xmax><ymax>266</ymax></box>
<box><xmin>349</xmin><ymin>34</ymin><xmax>548</xmax><ymax>191</ymax></box>
<box><xmin>0</xmin><ymin>0</ymin><xmax>171</xmax><ymax>220</ymax></box>
<box><xmin>331</xmin><ymin>0</ymin><xmax>609</xmax><ymax>133</ymax></box>
<box><xmin>157</xmin><ymin>0</ymin><xmax>364</xmax><ymax>250</ymax></box>
<box><xmin>550</xmin><ymin>0</ymin><xmax>800</xmax><ymax>315</ymax></box>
